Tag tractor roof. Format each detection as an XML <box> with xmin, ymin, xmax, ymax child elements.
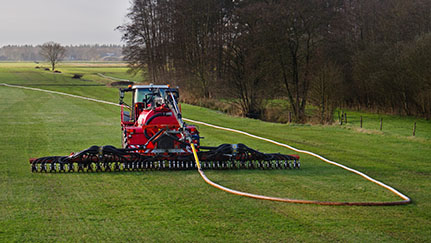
<box><xmin>132</xmin><ymin>84</ymin><xmax>171</xmax><ymax>90</ymax></box>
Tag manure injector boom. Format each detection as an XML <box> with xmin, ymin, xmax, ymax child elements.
<box><xmin>29</xmin><ymin>85</ymin><xmax>300</xmax><ymax>173</ymax></box>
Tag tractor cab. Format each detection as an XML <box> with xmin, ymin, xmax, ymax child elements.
<box><xmin>120</xmin><ymin>84</ymin><xmax>180</xmax><ymax>124</ymax></box>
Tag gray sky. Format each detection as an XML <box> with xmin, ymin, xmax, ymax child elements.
<box><xmin>0</xmin><ymin>0</ymin><xmax>131</xmax><ymax>47</ymax></box>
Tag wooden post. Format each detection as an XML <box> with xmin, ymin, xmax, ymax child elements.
<box><xmin>338</xmin><ymin>110</ymin><xmax>340</xmax><ymax>124</ymax></box>
<box><xmin>413</xmin><ymin>122</ymin><xmax>416</xmax><ymax>136</ymax></box>
<box><xmin>380</xmin><ymin>118</ymin><xmax>383</xmax><ymax>131</ymax></box>
<box><xmin>288</xmin><ymin>111</ymin><xmax>292</xmax><ymax>123</ymax></box>
<box><xmin>360</xmin><ymin>116</ymin><xmax>363</xmax><ymax>128</ymax></box>
<box><xmin>345</xmin><ymin>113</ymin><xmax>347</xmax><ymax>124</ymax></box>
<box><xmin>340</xmin><ymin>113</ymin><xmax>344</xmax><ymax>125</ymax></box>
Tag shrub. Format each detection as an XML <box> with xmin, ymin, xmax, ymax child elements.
<box><xmin>72</xmin><ymin>74</ymin><xmax>83</xmax><ymax>79</ymax></box>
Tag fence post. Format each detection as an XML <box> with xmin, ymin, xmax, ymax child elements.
<box><xmin>338</xmin><ymin>110</ymin><xmax>341</xmax><ymax>124</ymax></box>
<box><xmin>380</xmin><ymin>118</ymin><xmax>383</xmax><ymax>131</ymax></box>
<box><xmin>345</xmin><ymin>113</ymin><xmax>347</xmax><ymax>124</ymax></box>
<box><xmin>360</xmin><ymin>116</ymin><xmax>363</xmax><ymax>128</ymax></box>
<box><xmin>288</xmin><ymin>111</ymin><xmax>292</xmax><ymax>123</ymax></box>
<box><xmin>413</xmin><ymin>122</ymin><xmax>416</xmax><ymax>136</ymax></box>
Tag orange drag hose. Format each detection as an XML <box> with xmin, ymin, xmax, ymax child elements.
<box><xmin>190</xmin><ymin>143</ymin><xmax>410</xmax><ymax>206</ymax></box>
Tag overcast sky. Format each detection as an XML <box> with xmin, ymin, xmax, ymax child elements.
<box><xmin>0</xmin><ymin>0</ymin><xmax>131</xmax><ymax>47</ymax></box>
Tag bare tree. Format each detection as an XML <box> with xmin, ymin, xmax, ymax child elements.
<box><xmin>309</xmin><ymin>61</ymin><xmax>343</xmax><ymax>124</ymax></box>
<box><xmin>39</xmin><ymin>42</ymin><xmax>66</xmax><ymax>71</ymax></box>
<box><xmin>172</xmin><ymin>0</ymin><xmax>232</xmax><ymax>98</ymax></box>
<box><xmin>263</xmin><ymin>0</ymin><xmax>338</xmax><ymax>122</ymax></box>
<box><xmin>223</xmin><ymin>1</ymin><xmax>270</xmax><ymax>118</ymax></box>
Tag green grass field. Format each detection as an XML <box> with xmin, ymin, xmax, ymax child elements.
<box><xmin>1</xmin><ymin>63</ymin><xmax>430</xmax><ymax>242</ymax></box>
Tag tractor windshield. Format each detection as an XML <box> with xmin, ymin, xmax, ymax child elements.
<box><xmin>134</xmin><ymin>88</ymin><xmax>179</xmax><ymax>103</ymax></box>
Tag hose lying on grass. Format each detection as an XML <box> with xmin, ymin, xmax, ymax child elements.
<box><xmin>190</xmin><ymin>142</ymin><xmax>411</xmax><ymax>206</ymax></box>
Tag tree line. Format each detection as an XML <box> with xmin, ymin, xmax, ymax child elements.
<box><xmin>120</xmin><ymin>0</ymin><xmax>431</xmax><ymax>122</ymax></box>
<box><xmin>0</xmin><ymin>44</ymin><xmax>124</xmax><ymax>62</ymax></box>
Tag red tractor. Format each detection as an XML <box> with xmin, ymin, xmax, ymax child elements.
<box><xmin>30</xmin><ymin>85</ymin><xmax>300</xmax><ymax>172</ymax></box>
<box><xmin>119</xmin><ymin>84</ymin><xmax>199</xmax><ymax>155</ymax></box>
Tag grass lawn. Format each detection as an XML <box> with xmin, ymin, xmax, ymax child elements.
<box><xmin>1</xmin><ymin>63</ymin><xmax>430</xmax><ymax>242</ymax></box>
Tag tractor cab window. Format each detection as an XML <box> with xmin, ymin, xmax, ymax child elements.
<box><xmin>135</xmin><ymin>88</ymin><xmax>152</xmax><ymax>104</ymax></box>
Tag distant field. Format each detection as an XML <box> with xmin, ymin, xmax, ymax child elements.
<box><xmin>0</xmin><ymin>62</ymin><xmax>144</xmax><ymax>85</ymax></box>
<box><xmin>1</xmin><ymin>63</ymin><xmax>430</xmax><ymax>242</ymax></box>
